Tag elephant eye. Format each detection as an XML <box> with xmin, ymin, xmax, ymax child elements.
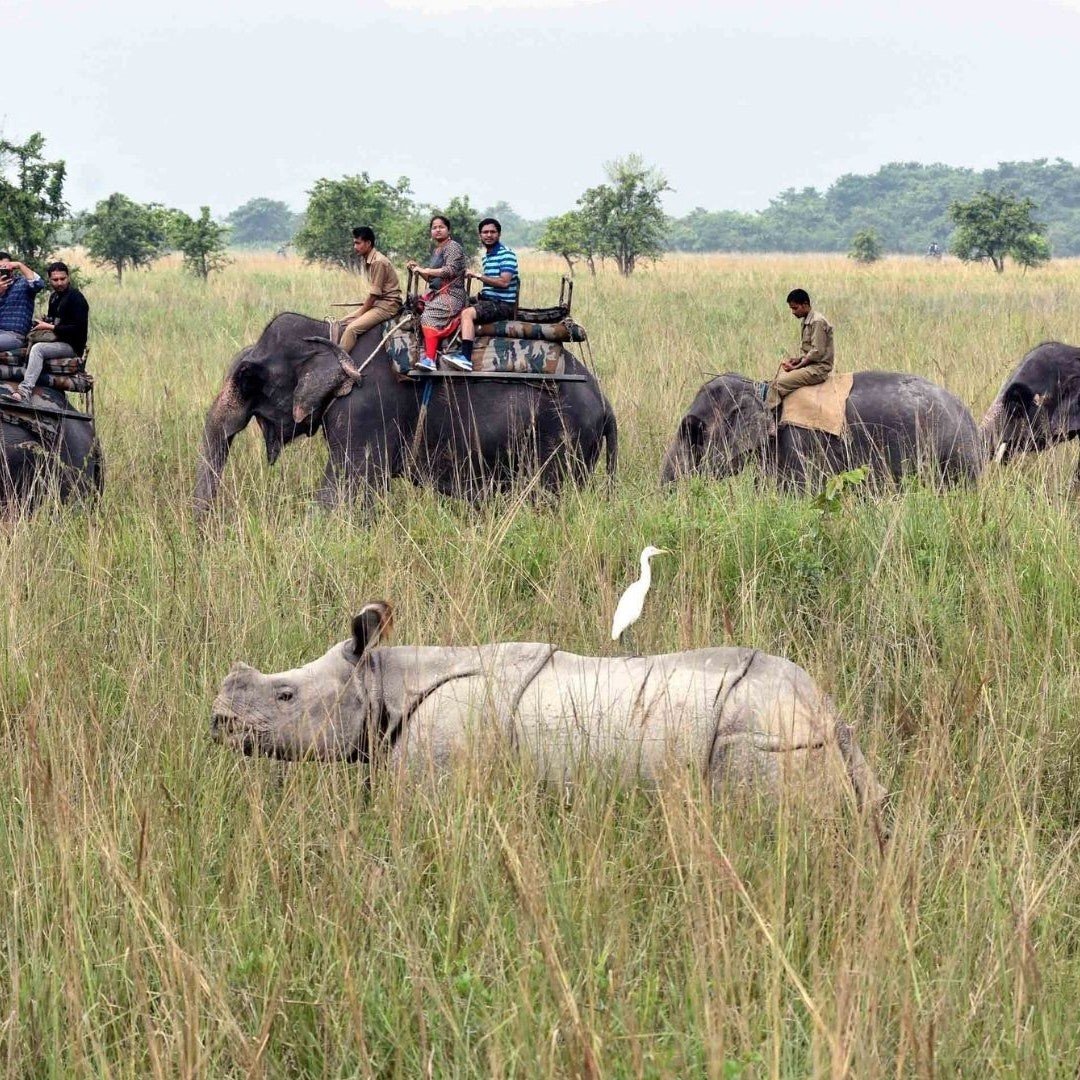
<box><xmin>276</xmin><ymin>688</ymin><xmax>295</xmax><ymax>703</ymax></box>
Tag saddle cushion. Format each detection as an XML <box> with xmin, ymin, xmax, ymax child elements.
<box><xmin>0</xmin><ymin>350</ymin><xmax>86</xmax><ymax>375</ymax></box>
<box><xmin>477</xmin><ymin>319</ymin><xmax>586</xmax><ymax>343</ymax></box>
<box><xmin>0</xmin><ymin>366</ymin><xmax>95</xmax><ymax>393</ymax></box>
<box><xmin>779</xmin><ymin>372</ymin><xmax>854</xmax><ymax>437</ymax></box>
<box><xmin>384</xmin><ymin>326</ymin><xmax>567</xmax><ymax>376</ymax></box>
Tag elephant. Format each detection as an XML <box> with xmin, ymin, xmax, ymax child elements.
<box><xmin>979</xmin><ymin>341</ymin><xmax>1080</xmax><ymax>475</ymax></box>
<box><xmin>1</xmin><ymin>388</ymin><xmax>102</xmax><ymax>509</ymax></box>
<box><xmin>211</xmin><ymin>600</ymin><xmax>886</xmax><ymax>831</ymax></box>
<box><xmin>193</xmin><ymin>313</ymin><xmax>617</xmax><ymax>515</ymax></box>
<box><xmin>660</xmin><ymin>371</ymin><xmax>983</xmax><ymax>489</ymax></box>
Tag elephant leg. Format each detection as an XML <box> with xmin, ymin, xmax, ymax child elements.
<box><xmin>318</xmin><ymin>432</ymin><xmax>396</xmax><ymax>514</ymax></box>
<box><xmin>775</xmin><ymin>431</ymin><xmax>811</xmax><ymax>490</ymax></box>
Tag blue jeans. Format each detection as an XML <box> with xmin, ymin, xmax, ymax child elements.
<box><xmin>0</xmin><ymin>330</ymin><xmax>25</xmax><ymax>351</ymax></box>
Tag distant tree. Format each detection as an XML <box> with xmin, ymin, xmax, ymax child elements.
<box><xmin>294</xmin><ymin>174</ymin><xmax>423</xmax><ymax>266</ymax></box>
<box><xmin>538</xmin><ymin>211</ymin><xmax>592</xmax><ymax>276</ymax></box>
<box><xmin>0</xmin><ymin>132</ymin><xmax>67</xmax><ymax>267</ymax></box>
<box><xmin>169</xmin><ymin>206</ymin><xmax>231</xmax><ymax>279</ymax></box>
<box><xmin>84</xmin><ymin>193</ymin><xmax>169</xmax><ymax>283</ymax></box>
<box><xmin>1011</xmin><ymin>231</ymin><xmax>1052</xmax><ymax>272</ymax></box>
<box><xmin>64</xmin><ymin>210</ymin><xmax>92</xmax><ymax>246</ymax></box>
<box><xmin>848</xmin><ymin>228</ymin><xmax>883</xmax><ymax>264</ymax></box>
<box><xmin>948</xmin><ymin>190</ymin><xmax>1050</xmax><ymax>272</ymax></box>
<box><xmin>577</xmin><ymin>155</ymin><xmax>670</xmax><ymax>276</ymax></box>
<box><xmin>225</xmin><ymin>197</ymin><xmax>299</xmax><ymax>248</ymax></box>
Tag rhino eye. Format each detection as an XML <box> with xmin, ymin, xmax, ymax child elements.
<box><xmin>276</xmin><ymin>688</ymin><xmax>295</xmax><ymax>703</ymax></box>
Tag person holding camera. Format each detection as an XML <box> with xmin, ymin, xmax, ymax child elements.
<box><xmin>12</xmin><ymin>261</ymin><xmax>88</xmax><ymax>402</ymax></box>
<box><xmin>0</xmin><ymin>253</ymin><xmax>45</xmax><ymax>352</ymax></box>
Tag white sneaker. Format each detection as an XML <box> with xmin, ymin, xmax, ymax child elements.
<box><xmin>442</xmin><ymin>353</ymin><xmax>473</xmax><ymax>371</ymax></box>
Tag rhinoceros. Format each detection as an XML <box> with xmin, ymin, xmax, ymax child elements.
<box><xmin>211</xmin><ymin>602</ymin><xmax>884</xmax><ymax>818</ymax></box>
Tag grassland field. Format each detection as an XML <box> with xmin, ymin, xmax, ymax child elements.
<box><xmin>2</xmin><ymin>250</ymin><xmax>1080</xmax><ymax>1076</ymax></box>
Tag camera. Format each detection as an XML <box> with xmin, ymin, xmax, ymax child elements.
<box><xmin>0</xmin><ymin>268</ymin><xmax>13</xmax><ymax>281</ymax></box>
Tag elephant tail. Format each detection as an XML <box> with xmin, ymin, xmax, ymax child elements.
<box><xmin>602</xmin><ymin>406</ymin><xmax>618</xmax><ymax>485</ymax></box>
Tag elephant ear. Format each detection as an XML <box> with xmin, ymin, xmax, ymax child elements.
<box><xmin>346</xmin><ymin>601</ymin><xmax>394</xmax><ymax>664</ymax></box>
<box><xmin>679</xmin><ymin>414</ymin><xmax>707</xmax><ymax>453</ymax></box>
<box><xmin>1054</xmin><ymin>366</ymin><xmax>1080</xmax><ymax>438</ymax></box>
<box><xmin>233</xmin><ymin>355</ymin><xmax>264</xmax><ymax>402</ymax></box>
<box><xmin>720</xmin><ymin>392</ymin><xmax>775</xmax><ymax>462</ymax></box>
<box><xmin>292</xmin><ymin>338</ymin><xmax>355</xmax><ymax>425</ymax></box>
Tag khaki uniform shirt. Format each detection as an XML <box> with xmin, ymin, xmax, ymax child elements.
<box><xmin>364</xmin><ymin>249</ymin><xmax>402</xmax><ymax>305</ymax></box>
<box><xmin>800</xmin><ymin>309</ymin><xmax>834</xmax><ymax>369</ymax></box>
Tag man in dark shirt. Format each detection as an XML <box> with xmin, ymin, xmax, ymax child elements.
<box><xmin>15</xmin><ymin>261</ymin><xmax>89</xmax><ymax>402</ymax></box>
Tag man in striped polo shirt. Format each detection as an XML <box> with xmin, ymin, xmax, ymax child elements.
<box><xmin>442</xmin><ymin>218</ymin><xmax>519</xmax><ymax>371</ymax></box>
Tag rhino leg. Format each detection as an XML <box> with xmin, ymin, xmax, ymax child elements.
<box><xmin>707</xmin><ymin>706</ymin><xmax>886</xmax><ymax>846</ymax></box>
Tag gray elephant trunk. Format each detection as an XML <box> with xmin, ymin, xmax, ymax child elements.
<box><xmin>194</xmin><ymin>381</ymin><xmax>253</xmax><ymax>516</ymax></box>
<box><xmin>660</xmin><ymin>441</ymin><xmax>693</xmax><ymax>485</ymax></box>
<box><xmin>978</xmin><ymin>397</ymin><xmax>1006</xmax><ymax>461</ymax></box>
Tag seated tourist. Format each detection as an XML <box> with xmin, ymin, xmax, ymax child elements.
<box><xmin>764</xmin><ymin>288</ymin><xmax>834</xmax><ymax>409</ymax></box>
<box><xmin>14</xmin><ymin>262</ymin><xmax>88</xmax><ymax>403</ymax></box>
<box><xmin>337</xmin><ymin>227</ymin><xmax>403</xmax><ymax>354</ymax></box>
<box><xmin>0</xmin><ymin>253</ymin><xmax>45</xmax><ymax>352</ymax></box>
<box><xmin>443</xmin><ymin>218</ymin><xmax>519</xmax><ymax>372</ymax></box>
<box><xmin>406</xmin><ymin>215</ymin><xmax>468</xmax><ymax>372</ymax></box>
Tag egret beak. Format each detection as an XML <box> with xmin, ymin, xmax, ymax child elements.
<box><xmin>994</xmin><ymin>442</ymin><xmax>1008</xmax><ymax>464</ymax></box>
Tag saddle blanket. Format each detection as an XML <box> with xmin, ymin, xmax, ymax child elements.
<box><xmin>780</xmin><ymin>372</ymin><xmax>854</xmax><ymax>437</ymax></box>
<box><xmin>385</xmin><ymin>326</ymin><xmax>567</xmax><ymax>376</ymax></box>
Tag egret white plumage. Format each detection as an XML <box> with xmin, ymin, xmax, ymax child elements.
<box><xmin>611</xmin><ymin>546</ymin><xmax>670</xmax><ymax>642</ymax></box>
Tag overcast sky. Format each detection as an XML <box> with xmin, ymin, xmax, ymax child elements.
<box><xmin>5</xmin><ymin>0</ymin><xmax>1080</xmax><ymax>220</ymax></box>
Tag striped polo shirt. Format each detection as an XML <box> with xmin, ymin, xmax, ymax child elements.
<box><xmin>479</xmin><ymin>242</ymin><xmax>519</xmax><ymax>304</ymax></box>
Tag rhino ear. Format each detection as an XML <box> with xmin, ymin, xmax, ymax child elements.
<box><xmin>349</xmin><ymin>601</ymin><xmax>393</xmax><ymax>661</ymax></box>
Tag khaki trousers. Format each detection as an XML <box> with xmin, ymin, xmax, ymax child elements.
<box><xmin>766</xmin><ymin>361</ymin><xmax>834</xmax><ymax>408</ymax></box>
<box><xmin>338</xmin><ymin>300</ymin><xmax>401</xmax><ymax>354</ymax></box>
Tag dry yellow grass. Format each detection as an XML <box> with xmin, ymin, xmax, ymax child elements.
<box><xmin>0</xmin><ymin>251</ymin><xmax>1078</xmax><ymax>1076</ymax></box>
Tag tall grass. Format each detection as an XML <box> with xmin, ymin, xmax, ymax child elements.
<box><xmin>1</xmin><ymin>252</ymin><xmax>1079</xmax><ymax>1076</ymax></box>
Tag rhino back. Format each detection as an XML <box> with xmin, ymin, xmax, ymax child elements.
<box><xmin>378</xmin><ymin>644</ymin><xmax>843</xmax><ymax>785</ymax></box>
<box><xmin>515</xmin><ymin>647</ymin><xmax>834</xmax><ymax>781</ymax></box>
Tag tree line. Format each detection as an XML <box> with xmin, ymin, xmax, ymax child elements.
<box><xmin>1</xmin><ymin>131</ymin><xmax>1073</xmax><ymax>282</ymax></box>
<box><xmin>1</xmin><ymin>134</ymin><xmax>231</xmax><ymax>283</ymax></box>
<box><xmin>665</xmin><ymin>159</ymin><xmax>1080</xmax><ymax>257</ymax></box>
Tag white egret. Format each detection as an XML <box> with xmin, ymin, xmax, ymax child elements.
<box><xmin>611</xmin><ymin>546</ymin><xmax>670</xmax><ymax>642</ymax></box>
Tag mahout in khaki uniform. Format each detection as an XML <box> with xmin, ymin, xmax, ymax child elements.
<box><xmin>766</xmin><ymin>288</ymin><xmax>834</xmax><ymax>408</ymax></box>
<box><xmin>337</xmin><ymin>226</ymin><xmax>403</xmax><ymax>354</ymax></box>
